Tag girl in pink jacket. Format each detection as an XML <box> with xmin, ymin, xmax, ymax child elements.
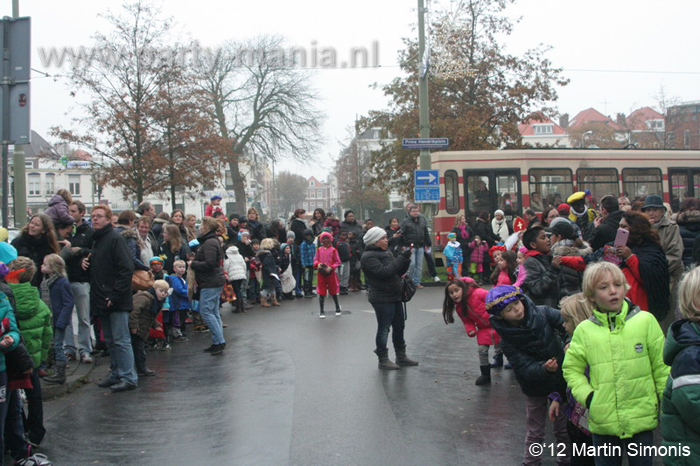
<box><xmin>313</xmin><ymin>232</ymin><xmax>342</xmax><ymax>318</ymax></box>
<box><xmin>443</xmin><ymin>277</ymin><xmax>504</xmax><ymax>385</ymax></box>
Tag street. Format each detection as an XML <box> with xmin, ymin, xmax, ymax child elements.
<box><xmin>39</xmin><ymin>286</ymin><xmax>661</xmax><ymax>466</ymax></box>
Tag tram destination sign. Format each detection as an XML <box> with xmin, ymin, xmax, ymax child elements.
<box><xmin>402</xmin><ymin>138</ymin><xmax>449</xmax><ymax>150</ymax></box>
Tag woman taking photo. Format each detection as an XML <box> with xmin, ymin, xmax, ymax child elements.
<box><xmin>360</xmin><ymin>227</ymin><xmax>418</xmax><ymax>370</ymax></box>
<box><xmin>11</xmin><ymin>214</ymin><xmax>60</xmax><ymax>287</ymax></box>
<box><xmin>189</xmin><ymin>217</ymin><xmax>226</xmax><ymax>355</ymax></box>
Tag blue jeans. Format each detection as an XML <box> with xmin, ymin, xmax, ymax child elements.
<box><xmin>591</xmin><ymin>430</ymin><xmax>653</xmax><ymax>466</ymax></box>
<box><xmin>407</xmin><ymin>247</ymin><xmax>424</xmax><ymax>285</ymax></box>
<box><xmin>65</xmin><ymin>282</ymin><xmax>93</xmax><ymax>357</ymax></box>
<box><xmin>371</xmin><ymin>301</ymin><xmax>405</xmax><ymax>353</ymax></box>
<box><xmin>101</xmin><ymin>311</ymin><xmax>138</xmax><ymax>386</ymax></box>
<box><xmin>199</xmin><ymin>287</ymin><xmax>225</xmax><ymax>345</ymax></box>
<box><xmin>53</xmin><ymin>327</ymin><xmax>67</xmax><ymax>363</ymax></box>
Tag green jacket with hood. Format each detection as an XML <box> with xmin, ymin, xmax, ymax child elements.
<box><xmin>8</xmin><ymin>281</ymin><xmax>52</xmax><ymax>369</ymax></box>
<box><xmin>563</xmin><ymin>299</ymin><xmax>668</xmax><ymax>438</ymax></box>
<box><xmin>661</xmin><ymin>319</ymin><xmax>700</xmax><ymax>464</ymax></box>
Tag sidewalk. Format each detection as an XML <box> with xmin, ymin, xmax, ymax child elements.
<box><xmin>41</xmin><ymin>355</ymin><xmax>100</xmax><ymax>400</ymax></box>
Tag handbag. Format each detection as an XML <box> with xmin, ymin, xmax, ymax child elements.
<box><xmin>220</xmin><ymin>282</ymin><xmax>236</xmax><ymax>303</ymax></box>
<box><xmin>5</xmin><ymin>341</ymin><xmax>34</xmax><ymax>377</ymax></box>
<box><xmin>132</xmin><ymin>270</ymin><xmax>154</xmax><ymax>292</ymax></box>
<box><xmin>400</xmin><ymin>275</ymin><xmax>417</xmax><ymax>302</ymax></box>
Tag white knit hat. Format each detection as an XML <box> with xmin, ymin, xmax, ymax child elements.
<box><xmin>363</xmin><ymin>226</ymin><xmax>387</xmax><ymax>246</ymax></box>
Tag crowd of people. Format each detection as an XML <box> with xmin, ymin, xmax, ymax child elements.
<box><xmin>444</xmin><ymin>190</ymin><xmax>700</xmax><ymax>465</ymax></box>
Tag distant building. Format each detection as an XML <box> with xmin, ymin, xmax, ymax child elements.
<box><xmin>625</xmin><ymin>106</ymin><xmax>666</xmax><ymax>148</ymax></box>
<box><xmin>666</xmin><ymin>101</ymin><xmax>700</xmax><ymax>149</ymax></box>
<box><xmin>518</xmin><ymin>116</ymin><xmax>570</xmax><ymax>148</ymax></box>
<box><xmin>301</xmin><ymin>176</ymin><xmax>331</xmax><ymax>213</ymax></box>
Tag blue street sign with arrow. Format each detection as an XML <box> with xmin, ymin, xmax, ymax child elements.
<box><xmin>414</xmin><ymin>170</ymin><xmax>440</xmax><ymax>203</ymax></box>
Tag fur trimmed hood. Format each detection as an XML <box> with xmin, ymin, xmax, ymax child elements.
<box><xmin>551</xmin><ymin>239</ymin><xmax>592</xmax><ymax>258</ymax></box>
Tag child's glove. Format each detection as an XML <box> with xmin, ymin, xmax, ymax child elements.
<box><xmin>467</xmin><ymin>330</ymin><xmax>476</xmax><ymax>337</ymax></box>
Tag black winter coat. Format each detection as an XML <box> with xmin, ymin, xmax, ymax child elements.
<box><xmin>677</xmin><ymin>211</ymin><xmax>700</xmax><ymax>267</ymax></box>
<box><xmin>472</xmin><ymin>219</ymin><xmax>499</xmax><ymax>248</ymax></box>
<box><xmin>400</xmin><ymin>215</ymin><xmax>431</xmax><ymax>248</ymax></box>
<box><xmin>490</xmin><ymin>296</ymin><xmax>568</xmax><ymax>397</ymax></box>
<box><xmin>340</xmin><ymin>220</ymin><xmax>363</xmax><ymax>240</ymax></box>
<box><xmin>65</xmin><ymin>222</ymin><xmax>93</xmax><ymax>283</ymax></box>
<box><xmin>191</xmin><ymin>230</ymin><xmax>225</xmax><ymax>289</ymax></box>
<box><xmin>360</xmin><ymin>245</ymin><xmax>411</xmax><ymax>303</ymax></box>
<box><xmin>522</xmin><ymin>252</ymin><xmax>561</xmax><ymax>308</ymax></box>
<box><xmin>89</xmin><ymin>223</ymin><xmax>135</xmax><ymax>315</ymax></box>
<box><xmin>588</xmin><ymin>210</ymin><xmax>624</xmax><ymax>252</ymax></box>
<box><xmin>11</xmin><ymin>234</ymin><xmax>57</xmax><ymax>288</ymax></box>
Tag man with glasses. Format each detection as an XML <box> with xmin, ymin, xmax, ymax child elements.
<box><xmin>84</xmin><ymin>205</ymin><xmax>138</xmax><ymax>392</ymax></box>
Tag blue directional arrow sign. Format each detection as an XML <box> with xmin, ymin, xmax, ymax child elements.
<box><xmin>402</xmin><ymin>138</ymin><xmax>449</xmax><ymax>149</ymax></box>
<box><xmin>414</xmin><ymin>170</ymin><xmax>440</xmax><ymax>203</ymax></box>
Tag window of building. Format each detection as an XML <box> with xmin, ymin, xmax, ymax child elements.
<box><xmin>309</xmin><ymin>190</ymin><xmax>316</xmax><ymax>199</ymax></box>
<box><xmin>45</xmin><ymin>173</ymin><xmax>55</xmax><ymax>195</ymax></box>
<box><xmin>309</xmin><ymin>181</ymin><xmax>315</xmax><ymax>187</ymax></box>
<box><xmin>316</xmin><ymin>202</ymin><xmax>323</xmax><ymax>209</ymax></box>
<box><xmin>622</xmin><ymin>168</ymin><xmax>662</xmax><ymax>199</ymax></box>
<box><xmin>28</xmin><ymin>173</ymin><xmax>40</xmax><ymax>196</ymax></box>
<box><xmin>528</xmin><ymin>169</ymin><xmax>573</xmax><ymax>207</ymax></box>
<box><xmin>24</xmin><ymin>161</ymin><xmax>33</xmax><ymax>169</ymax></box>
<box><xmin>576</xmin><ymin>168</ymin><xmax>619</xmax><ymax>202</ymax></box>
<box><xmin>317</xmin><ymin>189</ymin><xmax>322</xmax><ymax>198</ymax></box>
<box><xmin>667</xmin><ymin>132</ymin><xmax>675</xmax><ymax>148</ymax></box>
<box><xmin>69</xmin><ymin>175</ymin><xmax>81</xmax><ymax>196</ymax></box>
<box><xmin>444</xmin><ymin>169</ymin><xmax>459</xmax><ymax>215</ymax></box>
<box><xmin>310</xmin><ymin>202</ymin><xmax>315</xmax><ymax>209</ymax></box>
<box><xmin>684</xmin><ymin>130</ymin><xmax>691</xmax><ymax>148</ymax></box>
<box><xmin>533</xmin><ymin>124</ymin><xmax>553</xmax><ymax>135</ymax></box>
<box><xmin>303</xmin><ymin>202</ymin><xmax>308</xmax><ymax>210</ymax></box>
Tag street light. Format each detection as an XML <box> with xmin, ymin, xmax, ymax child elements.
<box><xmin>581</xmin><ymin>131</ymin><xmax>593</xmax><ymax>148</ymax></box>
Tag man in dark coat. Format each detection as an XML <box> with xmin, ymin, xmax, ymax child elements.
<box><xmin>400</xmin><ymin>205</ymin><xmax>432</xmax><ymax>286</ymax></box>
<box><xmin>88</xmin><ymin>204</ymin><xmax>138</xmax><ymax>392</ymax></box>
<box><xmin>587</xmin><ymin>195</ymin><xmax>623</xmax><ymax>252</ymax></box>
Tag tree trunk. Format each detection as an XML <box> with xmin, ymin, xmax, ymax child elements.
<box><xmin>227</xmin><ymin>150</ymin><xmax>247</xmax><ymax>214</ymax></box>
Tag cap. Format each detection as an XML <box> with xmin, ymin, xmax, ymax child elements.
<box><xmin>641</xmin><ymin>195</ymin><xmax>665</xmax><ymax>211</ymax></box>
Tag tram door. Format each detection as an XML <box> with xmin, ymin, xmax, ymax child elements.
<box><xmin>463</xmin><ymin>169</ymin><xmax>522</xmax><ymax>225</ymax></box>
<box><xmin>669</xmin><ymin>168</ymin><xmax>700</xmax><ymax>212</ymax></box>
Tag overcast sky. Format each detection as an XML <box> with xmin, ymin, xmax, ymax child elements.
<box><xmin>12</xmin><ymin>0</ymin><xmax>700</xmax><ymax>183</ymax></box>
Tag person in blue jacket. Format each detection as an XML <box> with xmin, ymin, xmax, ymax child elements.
<box><xmin>40</xmin><ymin>254</ymin><xmax>74</xmax><ymax>385</ymax></box>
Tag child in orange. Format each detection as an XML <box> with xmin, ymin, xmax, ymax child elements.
<box><xmin>313</xmin><ymin>232</ymin><xmax>341</xmax><ymax>318</ymax></box>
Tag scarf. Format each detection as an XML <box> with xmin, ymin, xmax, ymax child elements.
<box><xmin>570</xmin><ymin>205</ymin><xmax>587</xmax><ymax>218</ymax></box>
<box><xmin>458</xmin><ymin>224</ymin><xmax>469</xmax><ymax>240</ymax></box>
<box><xmin>40</xmin><ymin>273</ymin><xmax>61</xmax><ymax>312</ymax></box>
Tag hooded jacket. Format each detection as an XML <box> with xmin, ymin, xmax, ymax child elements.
<box><xmin>224</xmin><ymin>246</ymin><xmax>247</xmax><ymax>281</ymax></box>
<box><xmin>489</xmin><ymin>295</ymin><xmax>568</xmax><ymax>397</ymax></box>
<box><xmin>0</xmin><ymin>293</ymin><xmax>20</xmax><ymax>373</ymax></box>
<box><xmin>455</xmin><ymin>277</ymin><xmax>499</xmax><ymax>346</ymax></box>
<box><xmin>563</xmin><ymin>299</ymin><xmax>668</xmax><ymax>438</ymax></box>
<box><xmin>588</xmin><ymin>210</ymin><xmax>624</xmax><ymax>252</ymax></box>
<box><xmin>190</xmin><ymin>230</ymin><xmax>225</xmax><ymax>289</ymax></box>
<box><xmin>130</xmin><ymin>289</ymin><xmax>164</xmax><ymax>340</ymax></box>
<box><xmin>44</xmin><ymin>194</ymin><xmax>73</xmax><ymax>226</ymax></box>
<box><xmin>521</xmin><ymin>251</ymin><xmax>560</xmax><ymax>308</ymax></box>
<box><xmin>117</xmin><ymin>226</ymin><xmax>150</xmax><ymax>271</ymax></box>
<box><xmin>8</xmin><ymin>281</ymin><xmax>52</xmax><ymax>369</ymax></box>
<box><xmin>661</xmin><ymin>319</ymin><xmax>700</xmax><ymax>463</ymax></box>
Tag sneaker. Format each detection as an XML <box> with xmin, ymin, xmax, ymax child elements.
<box><xmin>319</xmin><ymin>311</ymin><xmax>326</xmax><ymax>319</ymax></box>
<box><xmin>193</xmin><ymin>326</ymin><xmax>210</xmax><ymax>333</ymax></box>
<box><xmin>14</xmin><ymin>453</ymin><xmax>53</xmax><ymax>465</ymax></box>
<box><xmin>210</xmin><ymin>344</ymin><xmax>225</xmax><ymax>355</ymax></box>
<box><xmin>203</xmin><ymin>344</ymin><xmax>216</xmax><ymax>353</ymax></box>
<box><xmin>66</xmin><ymin>353</ymin><xmax>77</xmax><ymax>361</ymax></box>
<box><xmin>172</xmin><ymin>335</ymin><xmax>189</xmax><ymax>343</ymax></box>
<box><xmin>433</xmin><ymin>276</ymin><xmax>441</xmax><ymax>282</ymax></box>
<box><xmin>160</xmin><ymin>343</ymin><xmax>171</xmax><ymax>351</ymax></box>
<box><xmin>335</xmin><ymin>310</ymin><xmax>341</xmax><ymax>316</ymax></box>
<box><xmin>81</xmin><ymin>354</ymin><xmax>94</xmax><ymax>364</ymax></box>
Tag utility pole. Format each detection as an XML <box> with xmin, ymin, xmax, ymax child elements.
<box><xmin>418</xmin><ymin>0</ymin><xmax>430</xmax><ymax>171</ymax></box>
<box><xmin>11</xmin><ymin>0</ymin><xmax>25</xmax><ymax>228</ymax></box>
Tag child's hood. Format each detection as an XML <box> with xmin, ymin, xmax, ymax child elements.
<box><xmin>9</xmin><ymin>281</ymin><xmax>48</xmax><ymax>320</ymax></box>
<box><xmin>226</xmin><ymin>245</ymin><xmax>240</xmax><ymax>256</ymax></box>
<box><xmin>447</xmin><ymin>240</ymin><xmax>461</xmax><ymax>247</ymax></box>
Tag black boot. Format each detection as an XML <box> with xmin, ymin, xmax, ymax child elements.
<box><xmin>331</xmin><ymin>294</ymin><xmax>341</xmax><ymax>316</ymax></box>
<box><xmin>395</xmin><ymin>345</ymin><xmax>419</xmax><ymax>366</ymax></box>
<box><xmin>375</xmin><ymin>349</ymin><xmax>400</xmax><ymax>370</ymax></box>
<box><xmin>475</xmin><ymin>365</ymin><xmax>491</xmax><ymax>385</ymax></box>
<box><xmin>490</xmin><ymin>352</ymin><xmax>504</xmax><ymax>368</ymax></box>
<box><xmin>318</xmin><ymin>295</ymin><xmax>325</xmax><ymax>318</ymax></box>
<box><xmin>44</xmin><ymin>361</ymin><xmax>66</xmax><ymax>384</ymax></box>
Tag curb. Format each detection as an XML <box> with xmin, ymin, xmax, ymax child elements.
<box><xmin>42</xmin><ymin>355</ymin><xmax>100</xmax><ymax>401</ymax></box>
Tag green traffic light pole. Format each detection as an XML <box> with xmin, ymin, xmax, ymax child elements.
<box><xmin>417</xmin><ymin>0</ymin><xmax>435</xmax><ymax>221</ymax></box>
<box><xmin>12</xmin><ymin>0</ymin><xmax>26</xmax><ymax>228</ymax></box>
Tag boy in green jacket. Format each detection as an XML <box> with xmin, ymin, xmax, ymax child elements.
<box><xmin>563</xmin><ymin>261</ymin><xmax>668</xmax><ymax>466</ymax></box>
<box><xmin>6</xmin><ymin>257</ymin><xmax>53</xmax><ymax>447</ymax></box>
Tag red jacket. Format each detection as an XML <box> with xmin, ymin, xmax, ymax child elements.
<box><xmin>455</xmin><ymin>277</ymin><xmax>500</xmax><ymax>346</ymax></box>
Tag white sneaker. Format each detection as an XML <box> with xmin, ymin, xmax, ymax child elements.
<box><xmin>319</xmin><ymin>311</ymin><xmax>326</xmax><ymax>319</ymax></box>
<box><xmin>81</xmin><ymin>354</ymin><xmax>94</xmax><ymax>364</ymax></box>
<box><xmin>433</xmin><ymin>276</ymin><xmax>441</xmax><ymax>282</ymax></box>
<box><xmin>335</xmin><ymin>310</ymin><xmax>341</xmax><ymax>316</ymax></box>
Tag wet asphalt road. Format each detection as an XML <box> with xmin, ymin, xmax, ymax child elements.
<box><xmin>37</xmin><ymin>287</ymin><xmax>664</xmax><ymax>466</ymax></box>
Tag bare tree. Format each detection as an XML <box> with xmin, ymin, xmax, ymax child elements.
<box><xmin>196</xmin><ymin>35</ymin><xmax>324</xmax><ymax>213</ymax></box>
<box><xmin>275</xmin><ymin>171</ymin><xmax>308</xmax><ymax>217</ymax></box>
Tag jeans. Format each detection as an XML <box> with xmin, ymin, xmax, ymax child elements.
<box><xmin>247</xmin><ymin>276</ymin><xmax>260</xmax><ymax>301</ymax></box>
<box><xmin>591</xmin><ymin>430</ymin><xmax>654</xmax><ymax>466</ymax></box>
<box><xmin>524</xmin><ymin>395</ymin><xmax>569</xmax><ymax>466</ymax></box>
<box><xmin>199</xmin><ymin>287</ymin><xmax>225</xmax><ymax>345</ymax></box>
<box><xmin>101</xmin><ymin>311</ymin><xmax>138</xmax><ymax>386</ymax></box>
<box><xmin>53</xmin><ymin>327</ymin><xmax>67</xmax><ymax>363</ymax></box>
<box><xmin>65</xmin><ymin>282</ymin><xmax>93</xmax><ymax>357</ymax></box>
<box><xmin>407</xmin><ymin>247</ymin><xmax>424</xmax><ymax>285</ymax></box>
<box><xmin>24</xmin><ymin>370</ymin><xmax>45</xmax><ymax>445</ymax></box>
<box><xmin>371</xmin><ymin>301</ymin><xmax>405</xmax><ymax>353</ymax></box>
<box><xmin>339</xmin><ymin>262</ymin><xmax>350</xmax><ymax>288</ymax></box>
<box><xmin>292</xmin><ymin>263</ymin><xmax>303</xmax><ymax>296</ymax></box>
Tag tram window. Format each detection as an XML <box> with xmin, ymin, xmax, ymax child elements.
<box><xmin>622</xmin><ymin>168</ymin><xmax>662</xmax><ymax>200</ymax></box>
<box><xmin>528</xmin><ymin>169</ymin><xmax>573</xmax><ymax>209</ymax></box>
<box><xmin>496</xmin><ymin>174</ymin><xmax>519</xmax><ymax>216</ymax></box>
<box><xmin>577</xmin><ymin>168</ymin><xmax>619</xmax><ymax>205</ymax></box>
<box><xmin>466</xmin><ymin>175</ymin><xmax>492</xmax><ymax>215</ymax></box>
<box><xmin>445</xmin><ymin>170</ymin><xmax>460</xmax><ymax>215</ymax></box>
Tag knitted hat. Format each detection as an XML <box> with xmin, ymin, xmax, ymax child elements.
<box><xmin>287</xmin><ymin>231</ymin><xmax>296</xmax><ymax>240</ymax></box>
<box><xmin>238</xmin><ymin>229</ymin><xmax>249</xmax><ymax>241</ymax></box>
<box><xmin>149</xmin><ymin>256</ymin><xmax>164</xmax><ymax>265</ymax></box>
<box><xmin>363</xmin><ymin>226</ymin><xmax>387</xmax><ymax>246</ymax></box>
<box><xmin>485</xmin><ymin>285</ymin><xmax>523</xmax><ymax>316</ymax></box>
<box><xmin>0</xmin><ymin>242</ymin><xmax>18</xmax><ymax>265</ymax></box>
<box><xmin>447</xmin><ymin>232</ymin><xmax>457</xmax><ymax>240</ymax></box>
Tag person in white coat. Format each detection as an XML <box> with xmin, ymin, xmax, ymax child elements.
<box><xmin>224</xmin><ymin>245</ymin><xmax>248</xmax><ymax>313</ymax></box>
<box><xmin>491</xmin><ymin>209</ymin><xmax>510</xmax><ymax>243</ymax></box>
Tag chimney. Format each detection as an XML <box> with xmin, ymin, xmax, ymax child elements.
<box><xmin>616</xmin><ymin>113</ymin><xmax>626</xmax><ymax>127</ymax></box>
<box><xmin>559</xmin><ymin>114</ymin><xmax>569</xmax><ymax>129</ymax></box>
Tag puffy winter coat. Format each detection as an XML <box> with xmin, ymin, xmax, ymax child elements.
<box><xmin>130</xmin><ymin>289</ymin><xmax>164</xmax><ymax>340</ymax></box>
<box><xmin>0</xmin><ymin>293</ymin><xmax>20</xmax><ymax>373</ymax></box>
<box><xmin>166</xmin><ymin>275</ymin><xmax>189</xmax><ymax>311</ymax></box>
<box><xmin>361</xmin><ymin>245</ymin><xmax>411</xmax><ymax>303</ymax></box>
<box><xmin>469</xmin><ymin>241</ymin><xmax>488</xmax><ymax>264</ymax></box>
<box><xmin>563</xmin><ymin>299</ymin><xmax>668</xmax><ymax>438</ymax></box>
<box><xmin>654</xmin><ymin>216</ymin><xmax>684</xmax><ymax>279</ymax></box>
<box><xmin>48</xmin><ymin>276</ymin><xmax>74</xmax><ymax>330</ymax></box>
<box><xmin>9</xmin><ymin>281</ymin><xmax>52</xmax><ymax>368</ymax></box>
<box><xmin>455</xmin><ymin>277</ymin><xmax>500</xmax><ymax>346</ymax></box>
<box><xmin>522</xmin><ymin>251</ymin><xmax>560</xmax><ymax>308</ymax></box>
<box><xmin>588</xmin><ymin>210</ymin><xmax>623</xmax><ymax>252</ymax></box>
<box><xmin>44</xmin><ymin>194</ymin><xmax>73</xmax><ymax>226</ymax></box>
<box><xmin>191</xmin><ymin>230</ymin><xmax>225</xmax><ymax>289</ymax></box>
<box><xmin>551</xmin><ymin>240</ymin><xmax>592</xmax><ymax>299</ymax></box>
<box><xmin>300</xmin><ymin>237</ymin><xmax>316</xmax><ymax>267</ymax></box>
<box><xmin>224</xmin><ymin>246</ymin><xmax>247</xmax><ymax>281</ymax></box>
<box><xmin>490</xmin><ymin>295</ymin><xmax>568</xmax><ymax>397</ymax></box>
<box><xmin>661</xmin><ymin>319</ymin><xmax>700</xmax><ymax>464</ymax></box>
<box><xmin>677</xmin><ymin>210</ymin><xmax>700</xmax><ymax>267</ymax></box>
<box><xmin>400</xmin><ymin>215</ymin><xmax>431</xmax><ymax>248</ymax></box>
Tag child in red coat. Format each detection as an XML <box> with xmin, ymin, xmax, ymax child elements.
<box><xmin>313</xmin><ymin>232</ymin><xmax>342</xmax><ymax>318</ymax></box>
<box><xmin>443</xmin><ymin>277</ymin><xmax>504</xmax><ymax>385</ymax></box>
